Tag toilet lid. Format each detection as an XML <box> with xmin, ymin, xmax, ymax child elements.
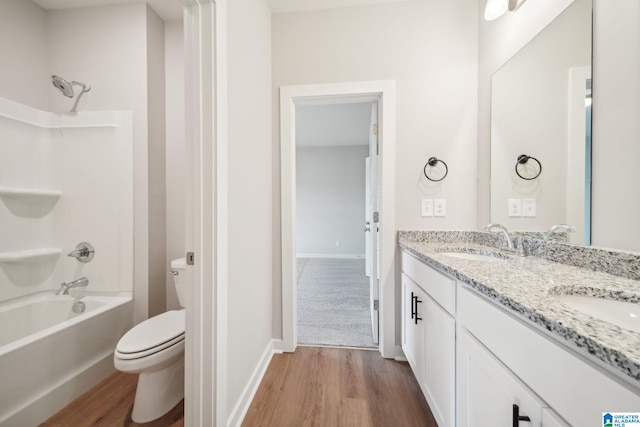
<box><xmin>117</xmin><ymin>309</ymin><xmax>185</xmax><ymax>355</ymax></box>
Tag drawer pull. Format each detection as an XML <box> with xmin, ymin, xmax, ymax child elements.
<box><xmin>413</xmin><ymin>295</ymin><xmax>423</xmax><ymax>325</ymax></box>
<box><xmin>512</xmin><ymin>404</ymin><xmax>531</xmax><ymax>427</ymax></box>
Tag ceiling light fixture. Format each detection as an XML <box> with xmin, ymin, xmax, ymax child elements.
<box><xmin>484</xmin><ymin>0</ymin><xmax>527</xmax><ymax>21</ymax></box>
<box><xmin>484</xmin><ymin>0</ymin><xmax>508</xmax><ymax>21</ymax></box>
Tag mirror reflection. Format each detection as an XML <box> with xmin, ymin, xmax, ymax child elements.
<box><xmin>490</xmin><ymin>0</ymin><xmax>592</xmax><ymax>245</ymax></box>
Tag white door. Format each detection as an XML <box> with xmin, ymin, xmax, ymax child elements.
<box><xmin>368</xmin><ymin>103</ymin><xmax>379</xmax><ymax>345</ymax></box>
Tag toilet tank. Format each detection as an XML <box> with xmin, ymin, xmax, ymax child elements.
<box><xmin>171</xmin><ymin>257</ymin><xmax>187</xmax><ymax>307</ymax></box>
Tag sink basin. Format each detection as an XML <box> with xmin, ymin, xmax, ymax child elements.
<box><xmin>554</xmin><ymin>295</ymin><xmax>640</xmax><ymax>333</ymax></box>
<box><xmin>439</xmin><ymin>251</ymin><xmax>507</xmax><ymax>262</ymax></box>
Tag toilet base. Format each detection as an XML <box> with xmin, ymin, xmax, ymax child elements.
<box><xmin>131</xmin><ymin>355</ymin><xmax>185</xmax><ymax>423</ymax></box>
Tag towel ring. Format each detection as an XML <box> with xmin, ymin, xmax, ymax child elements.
<box><xmin>423</xmin><ymin>157</ymin><xmax>448</xmax><ymax>182</ymax></box>
<box><xmin>515</xmin><ymin>154</ymin><xmax>542</xmax><ymax>180</ymax></box>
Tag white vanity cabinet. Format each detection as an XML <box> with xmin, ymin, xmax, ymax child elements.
<box><xmin>458</xmin><ymin>285</ymin><xmax>640</xmax><ymax>427</ymax></box>
<box><xmin>402</xmin><ymin>252</ymin><xmax>456</xmax><ymax>427</ymax></box>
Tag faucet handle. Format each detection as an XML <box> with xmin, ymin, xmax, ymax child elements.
<box><xmin>68</xmin><ymin>242</ymin><xmax>95</xmax><ymax>263</ymax></box>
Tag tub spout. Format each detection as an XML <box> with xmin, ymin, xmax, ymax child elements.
<box><xmin>56</xmin><ymin>277</ymin><xmax>89</xmax><ymax>296</ymax></box>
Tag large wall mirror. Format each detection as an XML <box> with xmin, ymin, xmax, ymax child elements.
<box><xmin>490</xmin><ymin>0</ymin><xmax>592</xmax><ymax>245</ymax></box>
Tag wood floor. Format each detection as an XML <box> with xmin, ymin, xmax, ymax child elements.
<box><xmin>242</xmin><ymin>346</ymin><xmax>437</xmax><ymax>427</ymax></box>
<box><xmin>42</xmin><ymin>347</ymin><xmax>435</xmax><ymax>427</ymax></box>
<box><xmin>41</xmin><ymin>371</ymin><xmax>184</xmax><ymax>427</ymax></box>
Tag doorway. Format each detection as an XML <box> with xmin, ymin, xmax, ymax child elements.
<box><xmin>295</xmin><ymin>101</ymin><xmax>378</xmax><ymax>348</ymax></box>
<box><xmin>280</xmin><ymin>80</ymin><xmax>397</xmax><ymax>357</ymax></box>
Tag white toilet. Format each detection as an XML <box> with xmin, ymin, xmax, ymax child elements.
<box><xmin>114</xmin><ymin>257</ymin><xmax>186</xmax><ymax>423</ymax></box>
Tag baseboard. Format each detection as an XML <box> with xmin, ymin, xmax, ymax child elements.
<box><xmin>394</xmin><ymin>345</ymin><xmax>407</xmax><ymax>362</ymax></box>
<box><xmin>296</xmin><ymin>253</ymin><xmax>365</xmax><ymax>259</ymax></box>
<box><xmin>227</xmin><ymin>339</ymin><xmax>278</xmax><ymax>427</ymax></box>
<box><xmin>272</xmin><ymin>339</ymin><xmax>284</xmax><ymax>354</ymax></box>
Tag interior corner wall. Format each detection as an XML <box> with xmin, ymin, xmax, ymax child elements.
<box><xmin>272</xmin><ymin>0</ymin><xmax>478</xmax><ymax>341</ymax></box>
<box><xmin>146</xmin><ymin>6</ymin><xmax>167</xmax><ymax>317</ymax></box>
<box><xmin>296</xmin><ymin>145</ymin><xmax>368</xmax><ymax>257</ymax></box>
<box><xmin>591</xmin><ymin>0</ymin><xmax>640</xmax><ymax>252</ymax></box>
<box><xmin>0</xmin><ymin>0</ymin><xmax>48</xmax><ymax>111</ymax></box>
<box><xmin>476</xmin><ymin>0</ymin><xmax>574</xmax><ymax>229</ymax></box>
<box><xmin>164</xmin><ymin>21</ymin><xmax>185</xmax><ymax>311</ymax></box>
<box><xmin>46</xmin><ymin>3</ymin><xmax>152</xmax><ymax>323</ymax></box>
<box><xmin>226</xmin><ymin>0</ymin><xmax>273</xmax><ymax>418</ymax></box>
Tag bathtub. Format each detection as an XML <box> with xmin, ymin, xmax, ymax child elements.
<box><xmin>0</xmin><ymin>291</ymin><xmax>132</xmax><ymax>426</ymax></box>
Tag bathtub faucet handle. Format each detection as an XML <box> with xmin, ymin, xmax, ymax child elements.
<box><xmin>67</xmin><ymin>242</ymin><xmax>95</xmax><ymax>263</ymax></box>
<box><xmin>56</xmin><ymin>277</ymin><xmax>89</xmax><ymax>296</ymax></box>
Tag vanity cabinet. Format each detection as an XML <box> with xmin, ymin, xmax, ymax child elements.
<box><xmin>401</xmin><ymin>248</ymin><xmax>640</xmax><ymax>427</ymax></box>
<box><xmin>458</xmin><ymin>285</ymin><xmax>640</xmax><ymax>427</ymax></box>
<box><xmin>402</xmin><ymin>253</ymin><xmax>456</xmax><ymax>427</ymax></box>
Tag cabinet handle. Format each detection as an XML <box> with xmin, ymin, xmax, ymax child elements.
<box><xmin>414</xmin><ymin>296</ymin><xmax>422</xmax><ymax>325</ymax></box>
<box><xmin>410</xmin><ymin>292</ymin><xmax>415</xmax><ymax>319</ymax></box>
<box><xmin>512</xmin><ymin>404</ymin><xmax>531</xmax><ymax>427</ymax></box>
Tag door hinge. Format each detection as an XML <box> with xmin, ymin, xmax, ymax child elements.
<box><xmin>373</xmin><ymin>299</ymin><xmax>379</xmax><ymax>311</ymax></box>
<box><xmin>186</xmin><ymin>252</ymin><xmax>195</xmax><ymax>265</ymax></box>
<box><xmin>373</xmin><ymin>211</ymin><xmax>379</xmax><ymax>223</ymax></box>
<box><xmin>372</xmin><ymin>123</ymin><xmax>378</xmax><ymax>136</ymax></box>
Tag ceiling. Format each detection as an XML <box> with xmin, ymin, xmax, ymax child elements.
<box><xmin>296</xmin><ymin>103</ymin><xmax>373</xmax><ymax>148</ymax></box>
<box><xmin>33</xmin><ymin>0</ymin><xmax>416</xmax><ymax>22</ymax></box>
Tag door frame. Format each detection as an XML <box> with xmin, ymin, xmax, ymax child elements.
<box><xmin>184</xmin><ymin>0</ymin><xmax>228</xmax><ymax>425</ymax></box>
<box><xmin>280</xmin><ymin>81</ymin><xmax>396</xmax><ymax>358</ymax></box>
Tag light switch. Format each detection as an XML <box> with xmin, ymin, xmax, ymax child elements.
<box><xmin>508</xmin><ymin>199</ymin><xmax>522</xmax><ymax>217</ymax></box>
<box><xmin>523</xmin><ymin>199</ymin><xmax>536</xmax><ymax>217</ymax></box>
<box><xmin>421</xmin><ymin>199</ymin><xmax>434</xmax><ymax>217</ymax></box>
<box><xmin>434</xmin><ymin>199</ymin><xmax>446</xmax><ymax>217</ymax></box>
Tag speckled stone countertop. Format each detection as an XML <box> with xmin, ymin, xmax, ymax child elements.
<box><xmin>398</xmin><ymin>233</ymin><xmax>640</xmax><ymax>386</ymax></box>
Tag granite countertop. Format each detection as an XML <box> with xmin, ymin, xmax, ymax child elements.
<box><xmin>399</xmin><ymin>239</ymin><xmax>640</xmax><ymax>385</ymax></box>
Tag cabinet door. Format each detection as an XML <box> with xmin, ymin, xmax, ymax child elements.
<box><xmin>401</xmin><ymin>274</ymin><xmax>425</xmax><ymax>383</ymax></box>
<box><xmin>542</xmin><ymin>408</ymin><xmax>570</xmax><ymax>427</ymax></box>
<box><xmin>423</xmin><ymin>294</ymin><xmax>455</xmax><ymax>427</ymax></box>
<box><xmin>457</xmin><ymin>328</ymin><xmax>543</xmax><ymax>427</ymax></box>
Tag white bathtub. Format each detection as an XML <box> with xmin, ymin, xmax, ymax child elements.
<box><xmin>0</xmin><ymin>291</ymin><xmax>132</xmax><ymax>426</ymax></box>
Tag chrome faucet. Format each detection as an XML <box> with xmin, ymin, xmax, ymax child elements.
<box><xmin>56</xmin><ymin>277</ymin><xmax>89</xmax><ymax>296</ymax></box>
<box><xmin>484</xmin><ymin>223</ymin><xmax>516</xmax><ymax>252</ymax></box>
<box><xmin>545</xmin><ymin>224</ymin><xmax>576</xmax><ymax>241</ymax></box>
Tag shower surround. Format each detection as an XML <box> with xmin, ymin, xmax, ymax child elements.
<box><xmin>0</xmin><ymin>97</ymin><xmax>134</xmax><ymax>425</ymax></box>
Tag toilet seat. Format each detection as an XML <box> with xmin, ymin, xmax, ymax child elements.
<box><xmin>116</xmin><ymin>309</ymin><xmax>185</xmax><ymax>360</ymax></box>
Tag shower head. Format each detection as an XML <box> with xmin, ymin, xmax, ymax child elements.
<box><xmin>51</xmin><ymin>75</ymin><xmax>91</xmax><ymax>98</ymax></box>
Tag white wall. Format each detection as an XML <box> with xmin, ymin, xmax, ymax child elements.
<box><xmin>146</xmin><ymin>6</ymin><xmax>167</xmax><ymax>317</ymax></box>
<box><xmin>591</xmin><ymin>0</ymin><xmax>640</xmax><ymax>252</ymax></box>
<box><xmin>164</xmin><ymin>22</ymin><xmax>185</xmax><ymax>311</ymax></box>
<box><xmin>490</xmin><ymin>0</ymin><xmax>591</xmax><ymax>231</ymax></box>
<box><xmin>296</xmin><ymin>145</ymin><xmax>368</xmax><ymax>257</ymax></box>
<box><xmin>272</xmin><ymin>0</ymin><xmax>478</xmax><ymax>340</ymax></box>
<box><xmin>0</xmin><ymin>0</ymin><xmax>48</xmax><ymax>111</ymax></box>
<box><xmin>226</xmin><ymin>0</ymin><xmax>273</xmax><ymax>419</ymax></box>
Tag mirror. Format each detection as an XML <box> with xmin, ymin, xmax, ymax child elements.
<box><xmin>490</xmin><ymin>0</ymin><xmax>592</xmax><ymax>245</ymax></box>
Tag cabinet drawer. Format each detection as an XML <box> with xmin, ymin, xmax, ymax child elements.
<box><xmin>402</xmin><ymin>251</ymin><xmax>456</xmax><ymax>315</ymax></box>
<box><xmin>458</xmin><ymin>286</ymin><xmax>640</xmax><ymax>426</ymax></box>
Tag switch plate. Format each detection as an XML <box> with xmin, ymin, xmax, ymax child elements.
<box><xmin>421</xmin><ymin>199</ymin><xmax>434</xmax><ymax>217</ymax></box>
<box><xmin>508</xmin><ymin>199</ymin><xmax>522</xmax><ymax>217</ymax></box>
<box><xmin>434</xmin><ymin>199</ymin><xmax>446</xmax><ymax>217</ymax></box>
<box><xmin>523</xmin><ymin>199</ymin><xmax>536</xmax><ymax>217</ymax></box>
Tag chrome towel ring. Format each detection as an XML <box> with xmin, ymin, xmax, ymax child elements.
<box><xmin>515</xmin><ymin>154</ymin><xmax>542</xmax><ymax>180</ymax></box>
<box><xmin>423</xmin><ymin>157</ymin><xmax>448</xmax><ymax>182</ymax></box>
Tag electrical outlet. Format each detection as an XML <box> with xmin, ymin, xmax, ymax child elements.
<box><xmin>421</xmin><ymin>199</ymin><xmax>434</xmax><ymax>217</ymax></box>
<box><xmin>434</xmin><ymin>199</ymin><xmax>446</xmax><ymax>217</ymax></box>
<box><xmin>508</xmin><ymin>199</ymin><xmax>522</xmax><ymax>217</ymax></box>
<box><xmin>335</xmin><ymin>240</ymin><xmax>341</xmax><ymax>247</ymax></box>
<box><xmin>523</xmin><ymin>199</ymin><xmax>536</xmax><ymax>217</ymax></box>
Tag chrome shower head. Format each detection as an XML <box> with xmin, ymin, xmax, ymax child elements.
<box><xmin>51</xmin><ymin>75</ymin><xmax>91</xmax><ymax>98</ymax></box>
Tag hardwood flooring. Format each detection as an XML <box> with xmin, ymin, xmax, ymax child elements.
<box><xmin>242</xmin><ymin>346</ymin><xmax>437</xmax><ymax>427</ymax></box>
<box><xmin>41</xmin><ymin>371</ymin><xmax>184</xmax><ymax>427</ymax></box>
<box><xmin>42</xmin><ymin>347</ymin><xmax>435</xmax><ymax>427</ymax></box>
